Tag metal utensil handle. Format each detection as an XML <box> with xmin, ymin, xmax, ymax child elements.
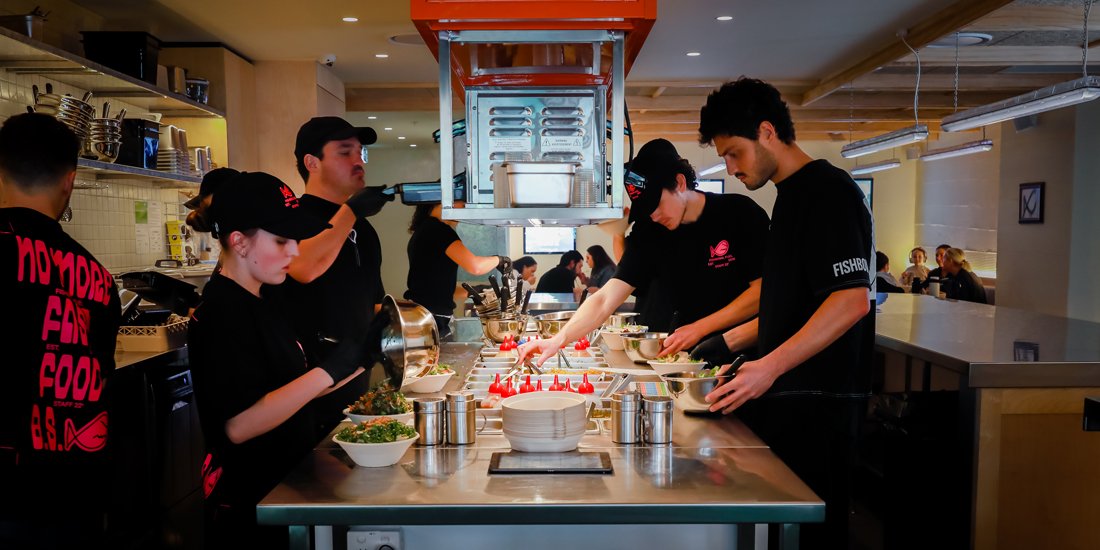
<box><xmin>521</xmin><ymin>289</ymin><xmax>533</xmax><ymax>314</ymax></box>
<box><xmin>463</xmin><ymin>283</ymin><xmax>484</xmax><ymax>306</ymax></box>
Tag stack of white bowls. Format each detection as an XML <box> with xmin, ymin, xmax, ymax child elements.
<box><xmin>501</xmin><ymin>392</ymin><xmax>587</xmax><ymax>452</ymax></box>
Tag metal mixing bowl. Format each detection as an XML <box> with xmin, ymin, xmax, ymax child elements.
<box><xmin>379</xmin><ymin>295</ymin><xmax>440</xmax><ymax>383</ymax></box>
<box><xmin>622</xmin><ymin>332</ymin><xmax>669</xmax><ymax>363</ymax></box>
<box><xmin>481</xmin><ymin>317</ymin><xmax>525</xmax><ymax>343</ymax></box>
<box><xmin>534</xmin><ymin>310</ymin><xmax>573</xmax><ymax>338</ymax></box>
<box><xmin>661</xmin><ymin>371</ymin><xmax>734</xmax><ymax>413</ymax></box>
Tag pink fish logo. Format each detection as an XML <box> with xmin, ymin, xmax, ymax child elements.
<box><xmin>710</xmin><ymin>240</ymin><xmax>729</xmax><ymax>257</ymax></box>
<box><xmin>64</xmin><ymin>411</ymin><xmax>108</xmax><ymax>452</ymax></box>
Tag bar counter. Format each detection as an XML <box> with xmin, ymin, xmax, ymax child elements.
<box><xmin>258</xmin><ymin>342</ymin><xmax>824</xmax><ymax>550</ymax></box>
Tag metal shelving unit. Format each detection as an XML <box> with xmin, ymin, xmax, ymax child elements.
<box><xmin>77</xmin><ymin>159</ymin><xmax>200</xmax><ymax>187</ymax></box>
<box><xmin>0</xmin><ymin>26</ymin><xmax>224</xmax><ymax>118</ymax></box>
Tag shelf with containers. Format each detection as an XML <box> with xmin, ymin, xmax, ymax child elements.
<box><xmin>0</xmin><ymin>25</ymin><xmax>224</xmax><ymax>189</ymax></box>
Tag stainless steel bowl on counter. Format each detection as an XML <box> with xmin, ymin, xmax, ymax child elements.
<box><xmin>379</xmin><ymin>295</ymin><xmax>440</xmax><ymax>383</ymax></box>
<box><xmin>481</xmin><ymin>317</ymin><xmax>525</xmax><ymax>343</ymax></box>
<box><xmin>603</xmin><ymin>311</ymin><xmax>639</xmax><ymax>328</ymax></box>
<box><xmin>622</xmin><ymin>332</ymin><xmax>669</xmax><ymax>363</ymax></box>
<box><xmin>661</xmin><ymin>371</ymin><xmax>733</xmax><ymax>413</ymax></box>
<box><xmin>534</xmin><ymin>310</ymin><xmax>573</xmax><ymax>338</ymax></box>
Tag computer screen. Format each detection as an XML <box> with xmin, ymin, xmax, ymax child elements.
<box><xmin>695</xmin><ymin>178</ymin><xmax>724</xmax><ymax>194</ymax></box>
<box><xmin>523</xmin><ymin>227</ymin><xmax>577</xmax><ymax>254</ymax></box>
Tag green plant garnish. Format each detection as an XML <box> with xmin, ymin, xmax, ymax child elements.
<box><xmin>348</xmin><ymin>381</ymin><xmax>412</xmax><ymax>415</ymax></box>
<box><xmin>336</xmin><ymin>418</ymin><xmax>416</xmax><ymax>444</ymax></box>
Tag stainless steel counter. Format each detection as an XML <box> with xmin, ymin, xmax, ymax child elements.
<box><xmin>258</xmin><ymin>342</ymin><xmax>823</xmax><ymax>550</ymax></box>
<box><xmin>875</xmin><ymin>294</ymin><xmax>1100</xmax><ymax>387</ymax></box>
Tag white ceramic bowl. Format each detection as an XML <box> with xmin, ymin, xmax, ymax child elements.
<box><xmin>647</xmin><ymin>356</ymin><xmax>708</xmax><ymax>377</ymax></box>
<box><xmin>343</xmin><ymin>408</ymin><xmax>414</xmax><ymax>426</ymax></box>
<box><xmin>501</xmin><ymin>392</ymin><xmax>587</xmax><ymax>452</ymax></box>
<box><xmin>503</xmin><ymin>431</ymin><xmax>584</xmax><ymax>453</ymax></box>
<box><xmin>401</xmin><ymin>371</ymin><xmax>454</xmax><ymax>393</ymax></box>
<box><xmin>333</xmin><ymin>433</ymin><xmax>419</xmax><ymax>467</ymax></box>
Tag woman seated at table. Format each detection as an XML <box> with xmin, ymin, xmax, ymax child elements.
<box><xmin>941</xmin><ymin>248</ymin><xmax>988</xmax><ymax>304</ymax></box>
<box><xmin>188</xmin><ymin>172</ymin><xmax>368</xmax><ymax>548</ymax></box>
<box><xmin>899</xmin><ymin>246</ymin><xmax>930</xmax><ymax>290</ymax></box>
<box><xmin>513</xmin><ymin>255</ymin><xmax>538</xmax><ymax>295</ymax></box>
<box><xmin>584</xmin><ymin>245</ymin><xmax>617</xmax><ymax>294</ymax></box>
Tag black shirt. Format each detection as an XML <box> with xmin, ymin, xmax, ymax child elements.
<box><xmin>536</xmin><ymin>265</ymin><xmax>578</xmax><ymax>293</ymax></box>
<box><xmin>188</xmin><ymin>273</ymin><xmax>318</xmax><ymax>507</ymax></box>
<box><xmin>944</xmin><ymin>269</ymin><xmax>987</xmax><ymax>304</ymax></box>
<box><xmin>757</xmin><ymin>160</ymin><xmax>875</xmax><ymax>398</ymax></box>
<box><xmin>0</xmin><ymin>207</ymin><xmax>121</xmax><ymax>518</ymax></box>
<box><xmin>614</xmin><ymin>192</ymin><xmax>769</xmax><ymax>331</ymax></box>
<box><xmin>404</xmin><ymin>217</ymin><xmax>461</xmax><ymax>316</ymax></box>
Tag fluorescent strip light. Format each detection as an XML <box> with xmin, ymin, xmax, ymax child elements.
<box><xmin>850</xmin><ymin>159</ymin><xmax>901</xmax><ymax>175</ymax></box>
<box><xmin>841</xmin><ymin>124</ymin><xmax>928</xmax><ymax>159</ymax></box>
<box><xmin>699</xmin><ymin>163</ymin><xmax>725</xmax><ymax>176</ymax></box>
<box><xmin>920</xmin><ymin>139</ymin><xmax>994</xmax><ymax>162</ymax></box>
<box><xmin>941</xmin><ymin>76</ymin><xmax>1100</xmax><ymax>132</ymax></box>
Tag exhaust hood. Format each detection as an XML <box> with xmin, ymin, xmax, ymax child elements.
<box><xmin>412</xmin><ymin>0</ymin><xmax>656</xmax><ymax>227</ymax></box>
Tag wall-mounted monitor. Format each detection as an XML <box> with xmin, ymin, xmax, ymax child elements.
<box><xmin>523</xmin><ymin>227</ymin><xmax>577</xmax><ymax>255</ymax></box>
<box><xmin>695</xmin><ymin>178</ymin><xmax>724</xmax><ymax>194</ymax></box>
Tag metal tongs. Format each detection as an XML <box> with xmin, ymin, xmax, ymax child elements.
<box><xmin>505</xmin><ymin>355</ymin><xmax>543</xmax><ymax>384</ymax></box>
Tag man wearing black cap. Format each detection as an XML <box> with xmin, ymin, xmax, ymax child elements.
<box><xmin>698</xmin><ymin>77</ymin><xmax>875</xmax><ymax>549</ymax></box>
<box><xmin>517</xmin><ymin>138</ymin><xmax>769</xmax><ymax>368</ymax></box>
<box><xmin>281</xmin><ymin>116</ymin><xmax>394</xmax><ymax>436</ymax></box>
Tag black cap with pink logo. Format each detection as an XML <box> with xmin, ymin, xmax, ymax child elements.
<box><xmin>626</xmin><ymin>138</ymin><xmax>685</xmax><ymax>223</ymax></box>
<box><xmin>209</xmin><ymin>171</ymin><xmax>331</xmax><ymax>240</ymax></box>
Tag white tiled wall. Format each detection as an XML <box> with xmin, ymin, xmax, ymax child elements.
<box><xmin>64</xmin><ymin>179</ymin><xmax>189</xmax><ymax>273</ymax></box>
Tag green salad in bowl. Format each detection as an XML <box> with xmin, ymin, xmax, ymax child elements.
<box><xmin>348</xmin><ymin>381</ymin><xmax>412</xmax><ymax>416</ymax></box>
<box><xmin>333</xmin><ymin>418</ymin><xmax>420</xmax><ymax>467</ymax></box>
<box><xmin>336</xmin><ymin>417</ymin><xmax>417</xmax><ymax>444</ymax></box>
<box><xmin>426</xmin><ymin>363</ymin><xmax>454</xmax><ymax>376</ymax></box>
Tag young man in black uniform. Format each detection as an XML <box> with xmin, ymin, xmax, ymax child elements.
<box><xmin>698</xmin><ymin>77</ymin><xmax>875</xmax><ymax>548</ymax></box>
<box><xmin>0</xmin><ymin>114</ymin><xmax>122</xmax><ymax>549</ymax></box>
<box><xmin>517</xmin><ymin>138</ymin><xmax>769</xmax><ymax>367</ymax></box>
<box><xmin>535</xmin><ymin>250</ymin><xmax>583</xmax><ymax>294</ymax></box>
<box><xmin>282</xmin><ymin>117</ymin><xmax>395</xmax><ymax>436</ymax></box>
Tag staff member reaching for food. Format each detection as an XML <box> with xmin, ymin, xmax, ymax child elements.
<box><xmin>404</xmin><ymin>201</ymin><xmax>511</xmax><ymax>336</ymax></box>
<box><xmin>697</xmin><ymin>77</ymin><xmax>875</xmax><ymax>549</ymax></box>
<box><xmin>188</xmin><ymin>172</ymin><xmax>368</xmax><ymax>549</ymax></box>
<box><xmin>517</xmin><ymin>138</ymin><xmax>769</xmax><ymax>366</ymax></box>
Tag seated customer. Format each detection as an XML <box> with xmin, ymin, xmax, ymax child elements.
<box><xmin>584</xmin><ymin>245</ymin><xmax>617</xmax><ymax>293</ymax></box>
<box><xmin>899</xmin><ymin>246</ymin><xmax>930</xmax><ymax>290</ymax></box>
<box><xmin>875</xmin><ymin>251</ymin><xmax>905</xmax><ymax>293</ymax></box>
<box><xmin>513</xmin><ymin>256</ymin><xmax>538</xmax><ymax>295</ymax></box>
<box><xmin>941</xmin><ymin>248</ymin><xmax>987</xmax><ymax>304</ymax></box>
<box><xmin>536</xmin><ymin>250</ymin><xmax>583</xmax><ymax>293</ymax></box>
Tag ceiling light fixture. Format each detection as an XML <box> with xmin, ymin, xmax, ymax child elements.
<box><xmin>926</xmin><ymin>32</ymin><xmax>991</xmax><ymax>48</ymax></box>
<box><xmin>410</xmin><ymin>144</ymin><xmax>417</xmax><ymax>147</ymax></box>
<box><xmin>375</xmin><ymin>53</ymin><xmax>389</xmax><ymax>59</ymax></box>
<box><xmin>398</xmin><ymin>136</ymin><xmax>406</xmax><ymax>140</ymax></box>
<box><xmin>367</xmin><ymin>116</ymin><xmax>377</xmax><ymax>120</ymax></box>
<box><xmin>851</xmin><ymin>159</ymin><xmax>901</xmax><ymax>175</ymax></box>
<box><xmin>686</xmin><ymin>52</ymin><xmax>701</xmax><ymax>57</ymax></box>
<box><xmin>716</xmin><ymin>15</ymin><xmax>733</xmax><ymax>21</ymax></box>
<box><xmin>841</xmin><ymin>32</ymin><xmax>928</xmax><ymax>158</ymax></box>
<box><xmin>841</xmin><ymin>124</ymin><xmax>928</xmax><ymax>158</ymax></box>
<box><xmin>699</xmin><ymin>163</ymin><xmax>725</xmax><ymax>176</ymax></box>
<box><xmin>943</xmin><ymin>0</ymin><xmax>1098</xmax><ymax>132</ymax></box>
<box><xmin>342</xmin><ymin>17</ymin><xmax>358</xmax><ymax>23</ymax></box>
<box><xmin>920</xmin><ymin>139</ymin><xmax>994</xmax><ymax>161</ymax></box>
<box><xmin>383</xmin><ymin>127</ymin><xmax>393</xmax><ymax>131</ymax></box>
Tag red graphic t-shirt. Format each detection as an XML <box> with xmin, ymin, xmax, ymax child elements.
<box><xmin>0</xmin><ymin>207</ymin><xmax>121</xmax><ymax>517</ymax></box>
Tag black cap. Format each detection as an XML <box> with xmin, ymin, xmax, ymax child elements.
<box><xmin>294</xmin><ymin>116</ymin><xmax>377</xmax><ymax>161</ymax></box>
<box><xmin>209</xmin><ymin>172</ymin><xmax>331</xmax><ymax>241</ymax></box>
<box><xmin>626</xmin><ymin>139</ymin><xmax>682</xmax><ymax>223</ymax></box>
<box><xmin>184</xmin><ymin>167</ymin><xmax>241</xmax><ymax>209</ymax></box>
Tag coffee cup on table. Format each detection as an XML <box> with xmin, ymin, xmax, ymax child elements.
<box><xmin>928</xmin><ymin>280</ymin><xmax>941</xmax><ymax>298</ymax></box>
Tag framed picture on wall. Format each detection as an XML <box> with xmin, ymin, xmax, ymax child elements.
<box><xmin>1019</xmin><ymin>182</ymin><xmax>1044</xmax><ymax>224</ymax></box>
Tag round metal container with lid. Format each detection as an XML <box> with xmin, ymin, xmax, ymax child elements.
<box><xmin>610</xmin><ymin>390</ymin><xmax>642</xmax><ymax>444</ymax></box>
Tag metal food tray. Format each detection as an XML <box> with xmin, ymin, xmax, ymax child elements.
<box><xmin>502</xmin><ymin>161</ymin><xmax>578</xmax><ymax>206</ymax></box>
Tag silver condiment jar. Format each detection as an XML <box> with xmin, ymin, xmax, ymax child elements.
<box><xmin>641</xmin><ymin>395</ymin><xmax>673</xmax><ymax>445</ymax></box>
<box><xmin>445</xmin><ymin>391</ymin><xmax>477</xmax><ymax>445</ymax></box>
<box><xmin>413</xmin><ymin>397</ymin><xmax>445</xmax><ymax>446</ymax></box>
<box><xmin>610</xmin><ymin>390</ymin><xmax>642</xmax><ymax>444</ymax></box>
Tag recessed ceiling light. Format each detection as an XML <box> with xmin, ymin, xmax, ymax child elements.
<box><xmin>716</xmin><ymin>15</ymin><xmax>733</xmax><ymax>21</ymax></box>
<box><xmin>383</xmin><ymin>127</ymin><xmax>393</xmax><ymax>131</ymax></box>
<box><xmin>375</xmin><ymin>53</ymin><xmax>389</xmax><ymax>59</ymax></box>
<box><xmin>927</xmin><ymin>32</ymin><xmax>993</xmax><ymax>48</ymax></box>
<box><xmin>398</xmin><ymin>136</ymin><xmax>406</xmax><ymax>140</ymax></box>
<box><xmin>367</xmin><ymin>116</ymin><xmax>377</xmax><ymax>120</ymax></box>
<box><xmin>686</xmin><ymin>52</ymin><xmax>701</xmax><ymax>57</ymax></box>
<box><xmin>410</xmin><ymin>144</ymin><xmax>417</xmax><ymax>148</ymax></box>
<box><xmin>342</xmin><ymin>16</ymin><xmax>358</xmax><ymax>23</ymax></box>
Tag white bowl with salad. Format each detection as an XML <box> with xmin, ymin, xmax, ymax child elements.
<box><xmin>333</xmin><ymin>418</ymin><xmax>420</xmax><ymax>467</ymax></box>
<box><xmin>401</xmin><ymin>363</ymin><xmax>455</xmax><ymax>394</ymax></box>
<box><xmin>344</xmin><ymin>382</ymin><xmax>414</xmax><ymax>425</ymax></box>
<box><xmin>647</xmin><ymin>352</ymin><xmax>708</xmax><ymax>376</ymax></box>
<box><xmin>599</xmin><ymin>324</ymin><xmax>647</xmax><ymax>351</ymax></box>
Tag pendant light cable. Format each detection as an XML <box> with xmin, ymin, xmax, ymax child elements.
<box><xmin>953</xmin><ymin>32</ymin><xmax>960</xmax><ymax>112</ymax></box>
<box><xmin>902</xmin><ymin>35</ymin><xmax>921</xmax><ymax>125</ymax></box>
<box><xmin>1084</xmin><ymin>0</ymin><xmax>1094</xmax><ymax>79</ymax></box>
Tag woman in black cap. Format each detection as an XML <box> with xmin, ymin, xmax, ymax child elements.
<box><xmin>183</xmin><ymin>167</ymin><xmax>240</xmax><ymax>232</ymax></box>
<box><xmin>187</xmin><ymin>172</ymin><xmax>368</xmax><ymax>548</ymax></box>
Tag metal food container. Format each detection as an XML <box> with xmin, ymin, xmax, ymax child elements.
<box><xmin>503</xmin><ymin>161</ymin><xmax>577</xmax><ymax>206</ymax></box>
<box><xmin>379</xmin><ymin>295</ymin><xmax>441</xmax><ymax>382</ymax></box>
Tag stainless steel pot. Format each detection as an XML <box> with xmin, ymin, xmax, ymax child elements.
<box><xmin>622</xmin><ymin>332</ymin><xmax>669</xmax><ymax>364</ymax></box>
<box><xmin>481</xmin><ymin>317</ymin><xmax>525</xmax><ymax>343</ymax></box>
<box><xmin>379</xmin><ymin>295</ymin><xmax>440</xmax><ymax>381</ymax></box>
<box><xmin>534</xmin><ymin>310</ymin><xmax>573</xmax><ymax>338</ymax></box>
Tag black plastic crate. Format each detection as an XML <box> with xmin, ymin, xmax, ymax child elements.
<box><xmin>81</xmin><ymin>31</ymin><xmax>162</xmax><ymax>84</ymax></box>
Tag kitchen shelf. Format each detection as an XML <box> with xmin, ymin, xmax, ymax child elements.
<box><xmin>0</xmin><ymin>26</ymin><xmax>224</xmax><ymax>118</ymax></box>
<box><xmin>77</xmin><ymin>159</ymin><xmax>200</xmax><ymax>187</ymax></box>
